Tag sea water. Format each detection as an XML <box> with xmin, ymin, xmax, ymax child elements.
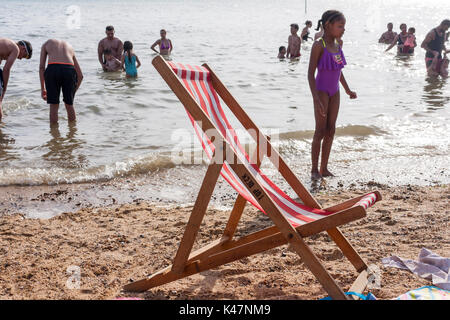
<box><xmin>0</xmin><ymin>0</ymin><xmax>448</xmax><ymax>215</ymax></box>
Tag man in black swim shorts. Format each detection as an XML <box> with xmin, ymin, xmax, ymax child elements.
<box><xmin>39</xmin><ymin>39</ymin><xmax>83</xmax><ymax>124</ymax></box>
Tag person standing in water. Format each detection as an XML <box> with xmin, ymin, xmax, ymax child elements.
<box><xmin>378</xmin><ymin>22</ymin><xmax>397</xmax><ymax>44</ymax></box>
<box><xmin>286</xmin><ymin>23</ymin><xmax>301</xmax><ymax>59</ymax></box>
<box><xmin>0</xmin><ymin>38</ymin><xmax>32</xmax><ymax>122</ymax></box>
<box><xmin>98</xmin><ymin>26</ymin><xmax>124</xmax><ymax>71</ymax></box>
<box><xmin>314</xmin><ymin>23</ymin><xmax>324</xmax><ymax>41</ymax></box>
<box><xmin>421</xmin><ymin>19</ymin><xmax>450</xmax><ymax>76</ymax></box>
<box><xmin>301</xmin><ymin>21</ymin><xmax>313</xmax><ymax>42</ymax></box>
<box><xmin>308</xmin><ymin>10</ymin><xmax>357</xmax><ymax>180</ymax></box>
<box><xmin>121</xmin><ymin>41</ymin><xmax>141</xmax><ymax>77</ymax></box>
<box><xmin>151</xmin><ymin>29</ymin><xmax>173</xmax><ymax>56</ymax></box>
<box><xmin>39</xmin><ymin>39</ymin><xmax>83</xmax><ymax>124</ymax></box>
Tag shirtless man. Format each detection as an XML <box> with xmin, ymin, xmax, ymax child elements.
<box><xmin>378</xmin><ymin>23</ymin><xmax>397</xmax><ymax>44</ymax></box>
<box><xmin>97</xmin><ymin>25</ymin><xmax>123</xmax><ymax>71</ymax></box>
<box><xmin>421</xmin><ymin>19</ymin><xmax>450</xmax><ymax>77</ymax></box>
<box><xmin>286</xmin><ymin>23</ymin><xmax>301</xmax><ymax>59</ymax></box>
<box><xmin>0</xmin><ymin>38</ymin><xmax>32</xmax><ymax>122</ymax></box>
<box><xmin>39</xmin><ymin>39</ymin><xmax>83</xmax><ymax>124</ymax></box>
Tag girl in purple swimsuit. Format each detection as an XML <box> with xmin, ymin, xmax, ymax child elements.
<box><xmin>307</xmin><ymin>10</ymin><xmax>357</xmax><ymax>180</ymax></box>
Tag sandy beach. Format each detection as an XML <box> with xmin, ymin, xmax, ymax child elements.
<box><xmin>1</xmin><ymin>183</ymin><xmax>448</xmax><ymax>300</ymax></box>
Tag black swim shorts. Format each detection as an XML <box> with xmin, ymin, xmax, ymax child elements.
<box><xmin>0</xmin><ymin>68</ymin><xmax>4</xmax><ymax>98</ymax></box>
<box><xmin>44</xmin><ymin>64</ymin><xmax>77</xmax><ymax>105</ymax></box>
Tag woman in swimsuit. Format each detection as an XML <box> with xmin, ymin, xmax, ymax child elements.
<box><xmin>385</xmin><ymin>23</ymin><xmax>414</xmax><ymax>54</ymax></box>
<box><xmin>308</xmin><ymin>10</ymin><xmax>357</xmax><ymax>180</ymax></box>
<box><xmin>151</xmin><ymin>29</ymin><xmax>173</xmax><ymax>56</ymax></box>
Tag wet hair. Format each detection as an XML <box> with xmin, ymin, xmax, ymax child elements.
<box><xmin>103</xmin><ymin>48</ymin><xmax>112</xmax><ymax>55</ymax></box>
<box><xmin>400</xmin><ymin>23</ymin><xmax>407</xmax><ymax>29</ymax></box>
<box><xmin>305</xmin><ymin>20</ymin><xmax>312</xmax><ymax>26</ymax></box>
<box><xmin>18</xmin><ymin>40</ymin><xmax>32</xmax><ymax>59</ymax></box>
<box><xmin>160</xmin><ymin>29</ymin><xmax>166</xmax><ymax>34</ymax></box>
<box><xmin>315</xmin><ymin>10</ymin><xmax>345</xmax><ymax>31</ymax></box>
<box><xmin>408</xmin><ymin>27</ymin><xmax>415</xmax><ymax>33</ymax></box>
<box><xmin>290</xmin><ymin>23</ymin><xmax>299</xmax><ymax>31</ymax></box>
<box><xmin>279</xmin><ymin>46</ymin><xmax>286</xmax><ymax>52</ymax></box>
<box><xmin>441</xmin><ymin>19</ymin><xmax>450</xmax><ymax>27</ymax></box>
<box><xmin>106</xmin><ymin>25</ymin><xmax>114</xmax><ymax>31</ymax></box>
<box><xmin>123</xmin><ymin>41</ymin><xmax>133</xmax><ymax>63</ymax></box>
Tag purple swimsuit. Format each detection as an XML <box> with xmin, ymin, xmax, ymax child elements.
<box><xmin>315</xmin><ymin>38</ymin><xmax>347</xmax><ymax>97</ymax></box>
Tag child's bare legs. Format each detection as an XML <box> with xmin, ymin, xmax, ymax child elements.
<box><xmin>65</xmin><ymin>103</ymin><xmax>76</xmax><ymax>122</ymax></box>
<box><xmin>49</xmin><ymin>103</ymin><xmax>76</xmax><ymax>124</ymax></box>
<box><xmin>320</xmin><ymin>91</ymin><xmax>340</xmax><ymax>177</ymax></box>
<box><xmin>50</xmin><ymin>104</ymin><xmax>59</xmax><ymax>124</ymax></box>
<box><xmin>311</xmin><ymin>91</ymin><xmax>330</xmax><ymax>180</ymax></box>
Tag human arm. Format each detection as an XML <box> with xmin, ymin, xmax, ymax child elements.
<box><xmin>150</xmin><ymin>40</ymin><xmax>160</xmax><ymax>54</ymax></box>
<box><xmin>120</xmin><ymin>55</ymin><xmax>125</xmax><ymax>71</ymax></box>
<box><xmin>1</xmin><ymin>45</ymin><xmax>19</xmax><ymax>100</ymax></box>
<box><xmin>286</xmin><ymin>36</ymin><xmax>291</xmax><ymax>58</ymax></box>
<box><xmin>385</xmin><ymin>35</ymin><xmax>398</xmax><ymax>52</ymax></box>
<box><xmin>98</xmin><ymin>40</ymin><xmax>107</xmax><ymax>70</ymax></box>
<box><xmin>117</xmin><ymin>40</ymin><xmax>124</xmax><ymax>61</ymax></box>
<box><xmin>378</xmin><ymin>32</ymin><xmax>387</xmax><ymax>43</ymax></box>
<box><xmin>307</xmin><ymin>42</ymin><xmax>326</xmax><ymax>116</ymax></box>
<box><xmin>340</xmin><ymin>72</ymin><xmax>357</xmax><ymax>99</ymax></box>
<box><xmin>73</xmin><ymin>55</ymin><xmax>83</xmax><ymax>92</ymax></box>
<box><xmin>39</xmin><ymin>42</ymin><xmax>48</xmax><ymax>100</ymax></box>
<box><xmin>135</xmin><ymin>55</ymin><xmax>141</xmax><ymax>68</ymax></box>
<box><xmin>169</xmin><ymin>39</ymin><xmax>173</xmax><ymax>53</ymax></box>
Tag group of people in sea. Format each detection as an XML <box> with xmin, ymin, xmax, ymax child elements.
<box><xmin>0</xmin><ymin>11</ymin><xmax>449</xmax><ymax>181</ymax></box>
<box><xmin>277</xmin><ymin>13</ymin><xmax>449</xmax><ymax>179</ymax></box>
<box><xmin>379</xmin><ymin>22</ymin><xmax>450</xmax><ymax>78</ymax></box>
<box><xmin>278</xmin><ymin>20</ymin><xmax>324</xmax><ymax>59</ymax></box>
<box><xmin>0</xmin><ymin>26</ymin><xmax>173</xmax><ymax>123</ymax></box>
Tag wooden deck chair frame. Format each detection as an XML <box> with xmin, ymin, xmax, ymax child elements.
<box><xmin>123</xmin><ymin>56</ymin><xmax>382</xmax><ymax>300</ymax></box>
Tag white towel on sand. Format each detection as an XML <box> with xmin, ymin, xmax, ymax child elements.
<box><xmin>382</xmin><ymin>248</ymin><xmax>450</xmax><ymax>290</ymax></box>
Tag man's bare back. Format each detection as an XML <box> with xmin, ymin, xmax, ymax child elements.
<box><xmin>0</xmin><ymin>38</ymin><xmax>19</xmax><ymax>62</ymax></box>
<box><xmin>41</xmin><ymin>39</ymin><xmax>75</xmax><ymax>64</ymax></box>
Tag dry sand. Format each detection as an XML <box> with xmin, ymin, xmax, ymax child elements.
<box><xmin>0</xmin><ymin>184</ymin><xmax>449</xmax><ymax>300</ymax></box>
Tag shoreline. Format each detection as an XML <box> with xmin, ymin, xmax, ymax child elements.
<box><xmin>1</xmin><ymin>183</ymin><xmax>448</xmax><ymax>299</ymax></box>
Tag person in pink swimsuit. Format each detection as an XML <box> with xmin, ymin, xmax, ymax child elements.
<box><xmin>307</xmin><ymin>10</ymin><xmax>357</xmax><ymax>180</ymax></box>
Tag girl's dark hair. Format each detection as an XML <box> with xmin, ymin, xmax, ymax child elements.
<box><xmin>279</xmin><ymin>46</ymin><xmax>286</xmax><ymax>52</ymax></box>
<box><xmin>316</xmin><ymin>10</ymin><xmax>345</xmax><ymax>31</ymax></box>
<box><xmin>124</xmin><ymin>41</ymin><xmax>133</xmax><ymax>63</ymax></box>
<box><xmin>305</xmin><ymin>20</ymin><xmax>312</xmax><ymax>26</ymax></box>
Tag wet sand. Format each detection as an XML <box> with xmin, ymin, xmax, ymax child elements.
<box><xmin>1</xmin><ymin>183</ymin><xmax>448</xmax><ymax>300</ymax></box>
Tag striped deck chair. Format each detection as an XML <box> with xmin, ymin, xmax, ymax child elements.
<box><xmin>123</xmin><ymin>56</ymin><xmax>382</xmax><ymax>300</ymax></box>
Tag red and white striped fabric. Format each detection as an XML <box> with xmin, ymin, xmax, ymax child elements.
<box><xmin>168</xmin><ymin>61</ymin><xmax>378</xmax><ymax>227</ymax></box>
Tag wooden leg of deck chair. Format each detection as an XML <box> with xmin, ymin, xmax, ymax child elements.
<box><xmin>227</xmin><ymin>162</ymin><xmax>348</xmax><ymax>300</ymax></box>
<box><xmin>123</xmin><ymin>206</ymin><xmax>365</xmax><ymax>293</ymax></box>
<box><xmin>171</xmin><ymin>162</ymin><xmax>223</xmax><ymax>274</ymax></box>
<box><xmin>222</xmin><ymin>195</ymin><xmax>247</xmax><ymax>240</ymax></box>
<box><xmin>327</xmin><ymin>227</ymin><xmax>368</xmax><ymax>273</ymax></box>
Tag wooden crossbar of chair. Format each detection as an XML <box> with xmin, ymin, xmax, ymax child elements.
<box><xmin>123</xmin><ymin>56</ymin><xmax>382</xmax><ymax>300</ymax></box>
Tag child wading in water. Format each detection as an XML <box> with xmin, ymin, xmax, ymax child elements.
<box><xmin>308</xmin><ymin>10</ymin><xmax>357</xmax><ymax>180</ymax></box>
<box><xmin>121</xmin><ymin>41</ymin><xmax>141</xmax><ymax>77</ymax></box>
<box><xmin>286</xmin><ymin>23</ymin><xmax>301</xmax><ymax>59</ymax></box>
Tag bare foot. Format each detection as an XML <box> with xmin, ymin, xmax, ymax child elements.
<box><xmin>320</xmin><ymin>169</ymin><xmax>334</xmax><ymax>177</ymax></box>
<box><xmin>311</xmin><ymin>171</ymin><xmax>322</xmax><ymax>180</ymax></box>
